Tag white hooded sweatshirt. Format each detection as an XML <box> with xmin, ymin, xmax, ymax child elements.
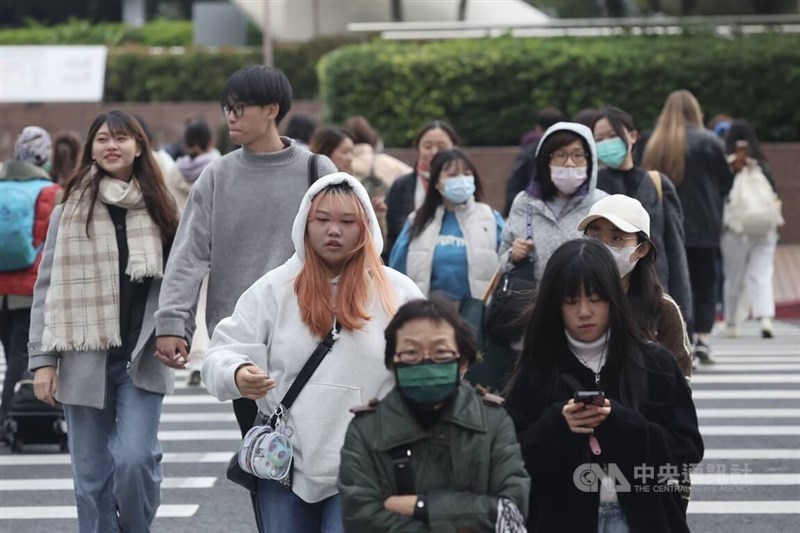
<box><xmin>202</xmin><ymin>173</ymin><xmax>423</xmax><ymax>503</ymax></box>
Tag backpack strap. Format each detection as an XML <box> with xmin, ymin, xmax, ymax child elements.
<box><xmin>308</xmin><ymin>154</ymin><xmax>320</xmax><ymax>187</ymax></box>
<box><xmin>388</xmin><ymin>446</ymin><xmax>415</xmax><ymax>495</ymax></box>
<box><xmin>648</xmin><ymin>170</ymin><xmax>663</xmax><ymax>203</ymax></box>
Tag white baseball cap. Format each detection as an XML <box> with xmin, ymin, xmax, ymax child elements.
<box><xmin>578</xmin><ymin>194</ymin><xmax>651</xmax><ymax>238</ymax></box>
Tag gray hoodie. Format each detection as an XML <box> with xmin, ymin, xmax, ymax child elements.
<box><xmin>499</xmin><ymin>122</ymin><xmax>608</xmax><ymax>283</ymax></box>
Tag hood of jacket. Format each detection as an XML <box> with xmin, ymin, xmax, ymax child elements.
<box><xmin>291</xmin><ymin>172</ymin><xmax>384</xmax><ymax>262</ymax></box>
<box><xmin>531</xmin><ymin>121</ymin><xmax>599</xmax><ymax>200</ymax></box>
<box><xmin>0</xmin><ymin>160</ymin><xmax>51</xmax><ymax>181</ymax></box>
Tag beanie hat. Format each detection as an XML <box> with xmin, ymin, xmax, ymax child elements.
<box><xmin>15</xmin><ymin>126</ymin><xmax>52</xmax><ymax>167</ymax></box>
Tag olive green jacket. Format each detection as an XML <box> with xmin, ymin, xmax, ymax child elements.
<box><xmin>338</xmin><ymin>383</ymin><xmax>530</xmax><ymax>532</ymax></box>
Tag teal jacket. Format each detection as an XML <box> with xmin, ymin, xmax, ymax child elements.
<box><xmin>338</xmin><ymin>383</ymin><xmax>530</xmax><ymax>532</ymax></box>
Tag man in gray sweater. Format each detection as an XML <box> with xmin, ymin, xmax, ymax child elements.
<box><xmin>154</xmin><ymin>66</ymin><xmax>335</xmax><ymax>436</ymax></box>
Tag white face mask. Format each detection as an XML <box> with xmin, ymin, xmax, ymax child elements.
<box><xmin>550</xmin><ymin>166</ymin><xmax>588</xmax><ymax>195</ymax></box>
<box><xmin>605</xmin><ymin>243</ymin><xmax>642</xmax><ymax>278</ymax></box>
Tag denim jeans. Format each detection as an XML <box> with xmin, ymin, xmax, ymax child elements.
<box><xmin>597</xmin><ymin>502</ymin><xmax>630</xmax><ymax>533</ymax></box>
<box><xmin>257</xmin><ymin>478</ymin><xmax>344</xmax><ymax>533</ymax></box>
<box><xmin>64</xmin><ymin>357</ymin><xmax>164</xmax><ymax>533</ymax></box>
<box><xmin>0</xmin><ymin>302</ymin><xmax>31</xmax><ymax>425</ymax></box>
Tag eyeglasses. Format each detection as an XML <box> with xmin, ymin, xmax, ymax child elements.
<box><xmin>395</xmin><ymin>349</ymin><xmax>458</xmax><ymax>365</ymax></box>
<box><xmin>550</xmin><ymin>151</ymin><xmax>589</xmax><ymax>166</ymax></box>
<box><xmin>584</xmin><ymin>231</ymin><xmax>639</xmax><ymax>250</ymax></box>
<box><xmin>222</xmin><ymin>102</ymin><xmax>257</xmax><ymax>119</ymax></box>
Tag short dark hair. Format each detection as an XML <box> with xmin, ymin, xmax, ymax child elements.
<box><xmin>285</xmin><ymin>114</ymin><xmax>317</xmax><ymax>144</ymax></box>
<box><xmin>412</xmin><ymin>120</ymin><xmax>459</xmax><ymax>150</ymax></box>
<box><xmin>220</xmin><ymin>65</ymin><xmax>293</xmax><ymax>125</ymax></box>
<box><xmin>538</xmin><ymin>107</ymin><xmax>565</xmax><ymax>131</ymax></box>
<box><xmin>572</xmin><ymin>107</ymin><xmax>600</xmax><ymax>129</ymax></box>
<box><xmin>183</xmin><ymin>119</ymin><xmax>212</xmax><ymax>150</ymax></box>
<box><xmin>309</xmin><ymin>127</ymin><xmax>354</xmax><ymax>158</ymax></box>
<box><xmin>725</xmin><ymin>119</ymin><xmax>768</xmax><ymax>162</ymax></box>
<box><xmin>384</xmin><ymin>298</ymin><xmax>477</xmax><ymax>369</ymax></box>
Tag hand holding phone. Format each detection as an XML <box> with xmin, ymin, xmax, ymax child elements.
<box><xmin>573</xmin><ymin>391</ymin><xmax>605</xmax><ymax>407</ymax></box>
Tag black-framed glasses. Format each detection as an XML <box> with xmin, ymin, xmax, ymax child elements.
<box><xmin>550</xmin><ymin>151</ymin><xmax>589</xmax><ymax>165</ymax></box>
<box><xmin>395</xmin><ymin>349</ymin><xmax>458</xmax><ymax>365</ymax></box>
<box><xmin>584</xmin><ymin>231</ymin><xmax>639</xmax><ymax>250</ymax></box>
<box><xmin>222</xmin><ymin>102</ymin><xmax>257</xmax><ymax>119</ymax></box>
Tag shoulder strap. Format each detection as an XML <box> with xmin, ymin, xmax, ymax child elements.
<box><xmin>308</xmin><ymin>154</ymin><xmax>320</xmax><ymax>187</ymax></box>
<box><xmin>648</xmin><ymin>170</ymin><xmax>663</xmax><ymax>203</ymax></box>
<box><xmin>271</xmin><ymin>322</ymin><xmax>340</xmax><ymax>422</ymax></box>
<box><xmin>388</xmin><ymin>446</ymin><xmax>415</xmax><ymax>495</ymax></box>
<box><xmin>525</xmin><ymin>203</ymin><xmax>534</xmax><ymax>240</ymax></box>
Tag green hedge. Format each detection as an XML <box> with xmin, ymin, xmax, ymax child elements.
<box><xmin>0</xmin><ymin>18</ymin><xmax>194</xmax><ymax>46</ymax></box>
<box><xmin>319</xmin><ymin>34</ymin><xmax>800</xmax><ymax>145</ymax></box>
<box><xmin>2</xmin><ymin>19</ymin><xmax>356</xmax><ymax>100</ymax></box>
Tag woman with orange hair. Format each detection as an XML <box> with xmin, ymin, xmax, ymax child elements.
<box><xmin>202</xmin><ymin>173</ymin><xmax>422</xmax><ymax>532</ymax></box>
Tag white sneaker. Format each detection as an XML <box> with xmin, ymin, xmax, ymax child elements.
<box><xmin>721</xmin><ymin>323</ymin><xmax>740</xmax><ymax>338</ymax></box>
<box><xmin>760</xmin><ymin>317</ymin><xmax>774</xmax><ymax>339</ymax></box>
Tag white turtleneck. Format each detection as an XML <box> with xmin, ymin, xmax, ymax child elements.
<box><xmin>565</xmin><ymin>330</ymin><xmax>609</xmax><ymax>374</ymax></box>
<box><xmin>565</xmin><ymin>330</ymin><xmax>617</xmax><ymax>503</ymax></box>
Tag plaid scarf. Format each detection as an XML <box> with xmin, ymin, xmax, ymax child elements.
<box><xmin>42</xmin><ymin>174</ymin><xmax>163</xmax><ymax>352</ymax></box>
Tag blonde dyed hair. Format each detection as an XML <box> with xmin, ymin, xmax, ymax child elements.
<box><xmin>642</xmin><ymin>90</ymin><xmax>704</xmax><ymax>186</ymax></box>
<box><xmin>295</xmin><ymin>185</ymin><xmax>397</xmax><ymax>338</ymax></box>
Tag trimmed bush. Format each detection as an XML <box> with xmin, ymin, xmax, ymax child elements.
<box><xmin>319</xmin><ymin>34</ymin><xmax>800</xmax><ymax>145</ymax></box>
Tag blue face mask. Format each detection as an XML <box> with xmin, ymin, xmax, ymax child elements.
<box><xmin>441</xmin><ymin>175</ymin><xmax>476</xmax><ymax>204</ymax></box>
<box><xmin>596</xmin><ymin>137</ymin><xmax>629</xmax><ymax>169</ymax></box>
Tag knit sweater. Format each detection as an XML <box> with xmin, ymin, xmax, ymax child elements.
<box><xmin>155</xmin><ymin>139</ymin><xmax>337</xmax><ymax>338</ymax></box>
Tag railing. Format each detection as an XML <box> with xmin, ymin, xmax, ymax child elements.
<box><xmin>347</xmin><ymin>14</ymin><xmax>800</xmax><ymax>40</ymax></box>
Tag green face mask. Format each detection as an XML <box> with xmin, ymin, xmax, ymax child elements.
<box><xmin>596</xmin><ymin>137</ymin><xmax>628</xmax><ymax>169</ymax></box>
<box><xmin>395</xmin><ymin>361</ymin><xmax>459</xmax><ymax>407</ymax></box>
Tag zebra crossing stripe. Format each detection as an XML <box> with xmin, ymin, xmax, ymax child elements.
<box><xmin>0</xmin><ymin>477</ymin><xmax>217</xmax><ymax>491</ymax></box>
<box><xmin>700</xmin><ymin>425</ymin><xmax>800</xmax><ymax>436</ymax></box>
<box><xmin>697</xmin><ymin>408</ymin><xmax>800</xmax><ymax>418</ymax></box>
<box><xmin>692</xmin><ymin>390</ymin><xmax>800</xmax><ymax>400</ymax></box>
<box><xmin>688</xmin><ymin>501</ymin><xmax>800</xmax><ymax>514</ymax></box>
<box><xmin>703</xmin><ymin>449</ymin><xmax>800</xmax><ymax>460</ymax></box>
<box><xmin>691</xmin><ymin>374</ymin><xmax>800</xmax><ymax>384</ymax></box>
<box><xmin>691</xmin><ymin>474</ymin><xmax>800</xmax><ymax>485</ymax></box>
<box><xmin>1</xmin><ymin>452</ymin><xmax>233</xmax><ymax>466</ymax></box>
<box><xmin>0</xmin><ymin>504</ymin><xmax>199</xmax><ymax>520</ymax></box>
<box><xmin>158</xmin><ymin>430</ymin><xmax>240</xmax><ymax>440</ymax></box>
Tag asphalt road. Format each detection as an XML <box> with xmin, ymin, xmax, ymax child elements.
<box><xmin>1</xmin><ymin>320</ymin><xmax>798</xmax><ymax>532</ymax></box>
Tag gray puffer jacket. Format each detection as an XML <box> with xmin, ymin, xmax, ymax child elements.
<box><xmin>499</xmin><ymin>122</ymin><xmax>608</xmax><ymax>283</ymax></box>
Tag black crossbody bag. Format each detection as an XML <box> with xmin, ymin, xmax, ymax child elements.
<box><xmin>226</xmin><ymin>323</ymin><xmax>340</xmax><ymax>493</ymax></box>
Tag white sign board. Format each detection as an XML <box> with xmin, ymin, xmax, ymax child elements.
<box><xmin>0</xmin><ymin>46</ymin><xmax>107</xmax><ymax>103</ymax></box>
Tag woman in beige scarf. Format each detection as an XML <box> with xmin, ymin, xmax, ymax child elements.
<box><xmin>29</xmin><ymin>110</ymin><xmax>179</xmax><ymax>533</ymax></box>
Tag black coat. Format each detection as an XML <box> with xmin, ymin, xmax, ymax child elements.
<box><xmin>596</xmin><ymin>167</ymin><xmax>693</xmax><ymax>324</ymax></box>
<box><xmin>677</xmin><ymin>127</ymin><xmax>734</xmax><ymax>247</ymax></box>
<box><xmin>385</xmin><ymin>171</ymin><xmax>417</xmax><ymax>260</ymax></box>
<box><xmin>505</xmin><ymin>342</ymin><xmax>704</xmax><ymax>533</ymax></box>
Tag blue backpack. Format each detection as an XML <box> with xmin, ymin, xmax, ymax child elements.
<box><xmin>0</xmin><ymin>179</ymin><xmax>54</xmax><ymax>271</ymax></box>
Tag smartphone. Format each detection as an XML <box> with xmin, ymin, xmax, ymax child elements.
<box><xmin>574</xmin><ymin>391</ymin><xmax>605</xmax><ymax>407</ymax></box>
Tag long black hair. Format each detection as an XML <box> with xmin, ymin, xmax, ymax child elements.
<box><xmin>507</xmin><ymin>239</ymin><xmax>647</xmax><ymax>408</ymax></box>
<box><xmin>725</xmin><ymin>119</ymin><xmax>768</xmax><ymax>162</ymax></box>
<box><xmin>592</xmin><ymin>106</ymin><xmax>638</xmax><ymax>146</ymax></box>
<box><xmin>410</xmin><ymin>148</ymin><xmax>483</xmax><ymax>239</ymax></box>
<box><xmin>624</xmin><ymin>233</ymin><xmax>663</xmax><ymax>339</ymax></box>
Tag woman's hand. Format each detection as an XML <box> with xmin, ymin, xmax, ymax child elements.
<box><xmin>562</xmin><ymin>399</ymin><xmax>612</xmax><ymax>434</ymax></box>
<box><xmin>155</xmin><ymin>336</ymin><xmax>189</xmax><ymax>369</ymax></box>
<box><xmin>510</xmin><ymin>238</ymin><xmax>534</xmax><ymax>263</ymax></box>
<box><xmin>234</xmin><ymin>365</ymin><xmax>275</xmax><ymax>400</ymax></box>
<box><xmin>384</xmin><ymin>495</ymin><xmax>417</xmax><ymax>517</ymax></box>
<box><xmin>34</xmin><ymin>367</ymin><xmax>58</xmax><ymax>406</ymax></box>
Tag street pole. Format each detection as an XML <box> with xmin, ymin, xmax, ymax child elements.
<box><xmin>262</xmin><ymin>0</ymin><xmax>274</xmax><ymax>68</ymax></box>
